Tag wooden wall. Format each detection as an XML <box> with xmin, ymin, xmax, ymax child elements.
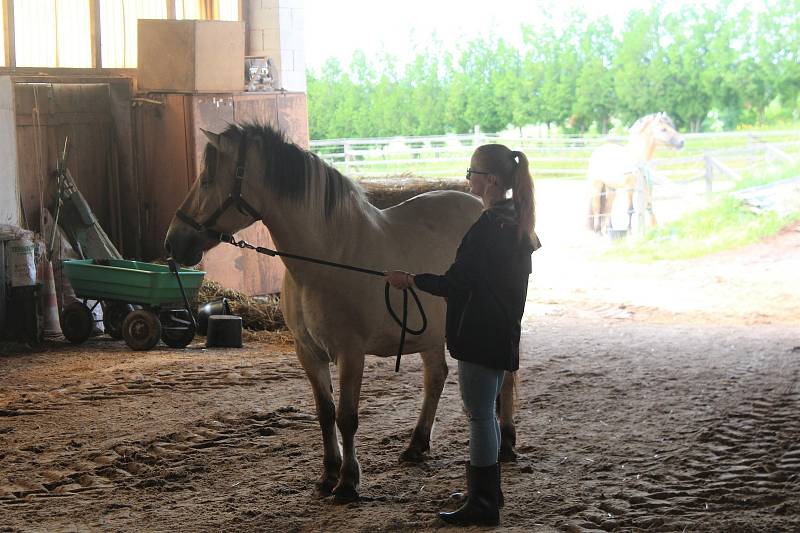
<box><xmin>135</xmin><ymin>91</ymin><xmax>309</xmax><ymax>295</ymax></box>
<box><xmin>13</xmin><ymin>80</ymin><xmax>136</xmax><ymax>257</ymax></box>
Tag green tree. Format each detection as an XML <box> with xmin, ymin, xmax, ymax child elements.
<box><xmin>659</xmin><ymin>5</ymin><xmax>713</xmax><ymax>131</ymax></box>
<box><xmin>573</xmin><ymin>17</ymin><xmax>617</xmax><ymax>133</ymax></box>
<box><xmin>613</xmin><ymin>9</ymin><xmax>662</xmax><ymax>123</ymax></box>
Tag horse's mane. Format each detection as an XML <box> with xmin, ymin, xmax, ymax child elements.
<box><xmin>629</xmin><ymin>112</ymin><xmax>675</xmax><ymax>136</ymax></box>
<box><xmin>214</xmin><ymin>122</ymin><xmax>367</xmax><ymax>219</ymax></box>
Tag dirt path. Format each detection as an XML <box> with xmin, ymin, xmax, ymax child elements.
<box><xmin>1</xmin><ymin>189</ymin><xmax>799</xmax><ymax>531</ymax></box>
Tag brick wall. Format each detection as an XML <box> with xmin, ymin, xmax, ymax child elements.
<box><xmin>246</xmin><ymin>0</ymin><xmax>306</xmax><ymax>92</ymax></box>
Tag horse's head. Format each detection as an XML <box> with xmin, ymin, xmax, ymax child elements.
<box><xmin>647</xmin><ymin>112</ymin><xmax>685</xmax><ymax>150</ymax></box>
<box><xmin>164</xmin><ymin>126</ymin><xmax>264</xmax><ymax>266</ymax></box>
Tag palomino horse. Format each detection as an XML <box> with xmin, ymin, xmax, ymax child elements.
<box><xmin>587</xmin><ymin>112</ymin><xmax>684</xmax><ymax>234</ymax></box>
<box><xmin>164</xmin><ymin>123</ymin><xmax>518</xmax><ymax>502</ymax></box>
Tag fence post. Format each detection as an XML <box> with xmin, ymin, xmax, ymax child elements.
<box><xmin>704</xmin><ymin>154</ymin><xmax>713</xmax><ymax>201</ymax></box>
<box><xmin>343</xmin><ymin>141</ymin><xmax>351</xmax><ymax>175</ymax></box>
<box><xmin>635</xmin><ymin>173</ymin><xmax>647</xmax><ymax>237</ymax></box>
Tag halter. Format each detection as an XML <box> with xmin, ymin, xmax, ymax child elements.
<box><xmin>175</xmin><ymin>132</ymin><xmax>262</xmax><ymax>241</ymax></box>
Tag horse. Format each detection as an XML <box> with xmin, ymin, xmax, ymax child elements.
<box><xmin>164</xmin><ymin>123</ymin><xmax>519</xmax><ymax>502</ymax></box>
<box><xmin>587</xmin><ymin>112</ymin><xmax>685</xmax><ymax>234</ymax></box>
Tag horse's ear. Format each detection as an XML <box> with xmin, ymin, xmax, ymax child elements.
<box><xmin>201</xmin><ymin>128</ymin><xmax>221</xmax><ymax>150</ymax></box>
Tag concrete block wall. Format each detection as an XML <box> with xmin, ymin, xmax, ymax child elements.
<box><xmin>246</xmin><ymin>0</ymin><xmax>306</xmax><ymax>92</ymax></box>
<box><xmin>0</xmin><ymin>77</ymin><xmax>19</xmax><ymax>226</ymax></box>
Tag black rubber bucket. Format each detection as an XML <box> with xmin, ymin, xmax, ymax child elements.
<box><xmin>205</xmin><ymin>315</ymin><xmax>243</xmax><ymax>348</ymax></box>
<box><xmin>197</xmin><ymin>298</ymin><xmax>230</xmax><ymax>335</ymax></box>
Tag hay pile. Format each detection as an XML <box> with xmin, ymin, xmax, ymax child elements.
<box><xmin>360</xmin><ymin>175</ymin><xmax>469</xmax><ymax>209</ymax></box>
<box><xmin>195</xmin><ymin>280</ymin><xmax>285</xmax><ymax>331</ymax></box>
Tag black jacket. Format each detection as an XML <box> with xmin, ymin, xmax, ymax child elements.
<box><xmin>414</xmin><ymin>199</ymin><xmax>540</xmax><ymax>371</ymax></box>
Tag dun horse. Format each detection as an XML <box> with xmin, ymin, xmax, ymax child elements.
<box><xmin>587</xmin><ymin>112</ymin><xmax>684</xmax><ymax>234</ymax></box>
<box><xmin>164</xmin><ymin>124</ymin><xmax>518</xmax><ymax>502</ymax></box>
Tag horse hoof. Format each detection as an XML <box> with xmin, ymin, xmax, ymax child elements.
<box><xmin>499</xmin><ymin>446</ymin><xmax>518</xmax><ymax>463</ymax></box>
<box><xmin>332</xmin><ymin>484</ymin><xmax>359</xmax><ymax>504</ymax></box>
<box><xmin>314</xmin><ymin>477</ymin><xmax>337</xmax><ymax>498</ymax></box>
<box><xmin>399</xmin><ymin>447</ymin><xmax>427</xmax><ymax>464</ymax></box>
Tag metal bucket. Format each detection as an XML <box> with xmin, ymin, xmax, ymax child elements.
<box><xmin>607</xmin><ymin>229</ymin><xmax>629</xmax><ymax>241</ymax></box>
<box><xmin>197</xmin><ymin>298</ymin><xmax>230</xmax><ymax>335</ymax></box>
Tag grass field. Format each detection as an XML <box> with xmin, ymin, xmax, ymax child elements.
<box><xmin>604</xmin><ymin>162</ymin><xmax>800</xmax><ymax>262</ymax></box>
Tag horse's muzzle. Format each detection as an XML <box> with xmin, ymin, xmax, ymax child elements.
<box><xmin>164</xmin><ymin>224</ymin><xmax>206</xmax><ymax>266</ymax></box>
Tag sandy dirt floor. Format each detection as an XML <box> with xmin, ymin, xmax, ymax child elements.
<box><xmin>1</xmin><ymin>183</ymin><xmax>799</xmax><ymax>532</ymax></box>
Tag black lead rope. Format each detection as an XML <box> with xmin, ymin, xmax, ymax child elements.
<box><xmin>221</xmin><ymin>234</ymin><xmax>426</xmax><ymax>372</ymax></box>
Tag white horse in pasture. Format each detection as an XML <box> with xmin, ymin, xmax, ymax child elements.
<box><xmin>587</xmin><ymin>112</ymin><xmax>685</xmax><ymax>234</ymax></box>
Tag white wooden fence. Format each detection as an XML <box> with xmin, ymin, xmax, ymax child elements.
<box><xmin>310</xmin><ymin>130</ymin><xmax>800</xmax><ymax>185</ymax></box>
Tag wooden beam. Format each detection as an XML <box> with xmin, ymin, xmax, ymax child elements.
<box><xmin>0</xmin><ymin>68</ymin><xmax>137</xmax><ymax>84</ymax></box>
<box><xmin>89</xmin><ymin>0</ymin><xmax>101</xmax><ymax>68</ymax></box>
<box><xmin>3</xmin><ymin>0</ymin><xmax>15</xmax><ymax>68</ymax></box>
<box><xmin>240</xmin><ymin>0</ymin><xmax>248</xmax><ymax>53</ymax></box>
<box><xmin>167</xmin><ymin>0</ymin><xmax>176</xmax><ymax>20</ymax></box>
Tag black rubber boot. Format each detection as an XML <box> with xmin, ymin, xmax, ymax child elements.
<box><xmin>449</xmin><ymin>463</ymin><xmax>504</xmax><ymax>508</ymax></box>
<box><xmin>438</xmin><ymin>463</ymin><xmax>500</xmax><ymax>527</ymax></box>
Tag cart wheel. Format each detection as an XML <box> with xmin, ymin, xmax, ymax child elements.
<box><xmin>161</xmin><ymin>324</ymin><xmax>196</xmax><ymax>348</ymax></box>
<box><xmin>61</xmin><ymin>302</ymin><xmax>94</xmax><ymax>344</ymax></box>
<box><xmin>103</xmin><ymin>302</ymin><xmax>133</xmax><ymax>340</ymax></box>
<box><xmin>122</xmin><ymin>310</ymin><xmax>162</xmax><ymax>351</ymax></box>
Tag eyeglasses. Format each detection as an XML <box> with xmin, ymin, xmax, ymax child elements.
<box><xmin>466</xmin><ymin>169</ymin><xmax>490</xmax><ymax>180</ymax></box>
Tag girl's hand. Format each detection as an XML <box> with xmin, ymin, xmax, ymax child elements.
<box><xmin>384</xmin><ymin>270</ymin><xmax>415</xmax><ymax>289</ymax></box>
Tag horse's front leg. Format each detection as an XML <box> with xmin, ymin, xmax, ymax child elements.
<box><xmin>296</xmin><ymin>341</ymin><xmax>341</xmax><ymax>497</ymax></box>
<box><xmin>589</xmin><ymin>181</ymin><xmax>604</xmax><ymax>233</ymax></box>
<box><xmin>400</xmin><ymin>346</ymin><xmax>448</xmax><ymax>463</ymax></box>
<box><xmin>333</xmin><ymin>353</ymin><xmax>365</xmax><ymax>503</ymax></box>
<box><xmin>626</xmin><ymin>187</ymin><xmax>635</xmax><ymax>231</ymax></box>
<box><xmin>497</xmin><ymin>370</ymin><xmax>518</xmax><ymax>462</ymax></box>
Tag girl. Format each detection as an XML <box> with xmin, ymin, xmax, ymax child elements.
<box><xmin>386</xmin><ymin>143</ymin><xmax>540</xmax><ymax>527</ymax></box>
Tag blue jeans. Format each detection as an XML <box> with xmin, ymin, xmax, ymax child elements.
<box><xmin>458</xmin><ymin>360</ymin><xmax>505</xmax><ymax>467</ymax></box>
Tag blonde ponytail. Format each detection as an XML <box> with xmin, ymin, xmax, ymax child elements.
<box><xmin>511</xmin><ymin>151</ymin><xmax>535</xmax><ymax>242</ymax></box>
<box><xmin>474</xmin><ymin>144</ymin><xmax>537</xmax><ymax>244</ymax></box>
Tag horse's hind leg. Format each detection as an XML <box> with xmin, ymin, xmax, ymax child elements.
<box><xmin>603</xmin><ymin>188</ymin><xmax>616</xmax><ymax>233</ymax></box>
<box><xmin>332</xmin><ymin>353</ymin><xmax>365</xmax><ymax>503</ymax></box>
<box><xmin>400</xmin><ymin>346</ymin><xmax>448</xmax><ymax>463</ymax></box>
<box><xmin>497</xmin><ymin>370</ymin><xmax>518</xmax><ymax>462</ymax></box>
<box><xmin>589</xmin><ymin>181</ymin><xmax>604</xmax><ymax>233</ymax></box>
<box><xmin>296</xmin><ymin>341</ymin><xmax>341</xmax><ymax>497</ymax></box>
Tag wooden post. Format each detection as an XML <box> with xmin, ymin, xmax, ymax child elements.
<box><xmin>704</xmin><ymin>154</ymin><xmax>713</xmax><ymax>202</ymax></box>
<box><xmin>89</xmin><ymin>0</ymin><xmax>101</xmax><ymax>68</ymax></box>
<box><xmin>3</xmin><ymin>0</ymin><xmax>15</xmax><ymax>68</ymax></box>
<box><xmin>635</xmin><ymin>172</ymin><xmax>646</xmax><ymax>237</ymax></box>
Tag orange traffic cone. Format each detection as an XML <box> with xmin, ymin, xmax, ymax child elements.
<box><xmin>39</xmin><ymin>260</ymin><xmax>64</xmax><ymax>340</ymax></box>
